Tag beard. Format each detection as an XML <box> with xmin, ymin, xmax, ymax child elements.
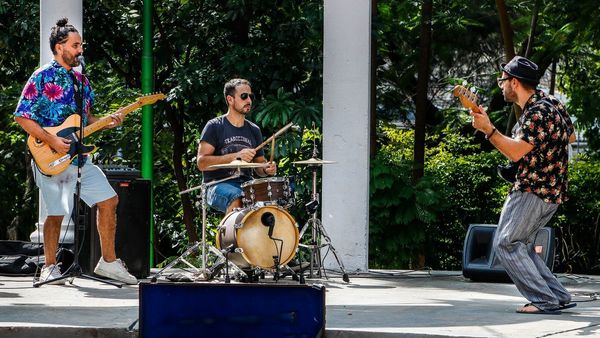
<box><xmin>63</xmin><ymin>51</ymin><xmax>80</xmax><ymax>68</ymax></box>
<box><xmin>503</xmin><ymin>87</ymin><xmax>517</xmax><ymax>103</ymax></box>
<box><xmin>238</xmin><ymin>104</ymin><xmax>252</xmax><ymax>115</ymax></box>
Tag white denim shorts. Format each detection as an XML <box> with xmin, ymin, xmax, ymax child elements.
<box><xmin>32</xmin><ymin>160</ymin><xmax>117</xmax><ymax>216</ymax></box>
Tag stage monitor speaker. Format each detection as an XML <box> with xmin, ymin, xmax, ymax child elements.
<box><xmin>139</xmin><ymin>283</ymin><xmax>326</xmax><ymax>338</ymax></box>
<box><xmin>80</xmin><ymin>174</ymin><xmax>151</xmax><ymax>279</ymax></box>
<box><xmin>462</xmin><ymin>224</ymin><xmax>555</xmax><ymax>282</ymax></box>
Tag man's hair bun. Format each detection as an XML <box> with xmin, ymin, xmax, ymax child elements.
<box><xmin>56</xmin><ymin>18</ymin><xmax>69</xmax><ymax>27</ymax></box>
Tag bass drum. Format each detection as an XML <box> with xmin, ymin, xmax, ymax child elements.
<box><xmin>216</xmin><ymin>205</ymin><xmax>299</xmax><ymax>269</ymax></box>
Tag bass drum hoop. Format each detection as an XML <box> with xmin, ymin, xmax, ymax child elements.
<box><xmin>216</xmin><ymin>205</ymin><xmax>299</xmax><ymax>269</ymax></box>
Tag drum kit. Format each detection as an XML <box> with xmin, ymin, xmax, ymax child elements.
<box><xmin>151</xmin><ymin>124</ymin><xmax>349</xmax><ymax>283</ymax></box>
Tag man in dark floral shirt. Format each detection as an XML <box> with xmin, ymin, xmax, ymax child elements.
<box><xmin>471</xmin><ymin>56</ymin><xmax>576</xmax><ymax>314</ymax></box>
<box><xmin>14</xmin><ymin>18</ymin><xmax>136</xmax><ymax>285</ymax></box>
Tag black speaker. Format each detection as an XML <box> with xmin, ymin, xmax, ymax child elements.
<box><xmin>139</xmin><ymin>283</ymin><xmax>325</xmax><ymax>338</ymax></box>
<box><xmin>462</xmin><ymin>224</ymin><xmax>555</xmax><ymax>282</ymax></box>
<box><xmin>80</xmin><ymin>171</ymin><xmax>151</xmax><ymax>279</ymax></box>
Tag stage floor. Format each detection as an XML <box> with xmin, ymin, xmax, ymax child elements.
<box><xmin>1</xmin><ymin>269</ymin><xmax>599</xmax><ymax>337</ymax></box>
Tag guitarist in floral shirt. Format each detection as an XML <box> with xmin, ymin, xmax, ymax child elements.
<box><xmin>14</xmin><ymin>18</ymin><xmax>136</xmax><ymax>285</ymax></box>
<box><xmin>471</xmin><ymin>56</ymin><xmax>576</xmax><ymax>315</ymax></box>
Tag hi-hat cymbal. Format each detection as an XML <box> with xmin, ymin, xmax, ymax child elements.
<box><xmin>292</xmin><ymin>158</ymin><xmax>337</xmax><ymax>165</ymax></box>
<box><xmin>208</xmin><ymin>159</ymin><xmax>269</xmax><ymax>169</ymax></box>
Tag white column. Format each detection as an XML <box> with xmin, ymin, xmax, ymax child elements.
<box><xmin>32</xmin><ymin>1</ymin><xmax>83</xmax><ymax>244</ymax></box>
<box><xmin>322</xmin><ymin>0</ymin><xmax>371</xmax><ymax>272</ymax></box>
<box><xmin>40</xmin><ymin>1</ymin><xmax>83</xmax><ymax>65</ymax></box>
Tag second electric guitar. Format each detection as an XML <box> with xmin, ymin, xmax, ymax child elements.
<box><xmin>28</xmin><ymin>93</ymin><xmax>165</xmax><ymax>176</ymax></box>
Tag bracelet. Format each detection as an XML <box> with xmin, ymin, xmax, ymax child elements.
<box><xmin>485</xmin><ymin>127</ymin><xmax>497</xmax><ymax>140</ymax></box>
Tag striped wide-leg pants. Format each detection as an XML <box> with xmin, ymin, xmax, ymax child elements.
<box><xmin>493</xmin><ymin>191</ymin><xmax>571</xmax><ymax>310</ymax></box>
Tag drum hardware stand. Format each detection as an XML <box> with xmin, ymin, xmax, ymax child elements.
<box><xmin>271</xmin><ymin>255</ymin><xmax>282</xmax><ymax>281</ymax></box>
<box><xmin>297</xmin><ymin>146</ymin><xmax>349</xmax><ymax>283</ymax></box>
<box><xmin>150</xmin><ymin>173</ymin><xmax>247</xmax><ymax>282</ymax></box>
<box><xmin>280</xmin><ymin>262</ymin><xmax>305</xmax><ymax>284</ymax></box>
<box><xmin>220</xmin><ymin>244</ymin><xmax>235</xmax><ymax>283</ymax></box>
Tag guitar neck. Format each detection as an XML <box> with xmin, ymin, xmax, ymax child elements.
<box><xmin>83</xmin><ymin>100</ymin><xmax>145</xmax><ymax>136</ymax></box>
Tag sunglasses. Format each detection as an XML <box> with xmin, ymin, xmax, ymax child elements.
<box><xmin>240</xmin><ymin>92</ymin><xmax>255</xmax><ymax>101</ymax></box>
<box><xmin>497</xmin><ymin>77</ymin><xmax>512</xmax><ymax>88</ymax></box>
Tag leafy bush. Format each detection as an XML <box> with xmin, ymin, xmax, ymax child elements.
<box><xmin>371</xmin><ymin>124</ymin><xmax>600</xmax><ymax>273</ymax></box>
<box><xmin>550</xmin><ymin>156</ymin><xmax>600</xmax><ymax>273</ymax></box>
<box><xmin>370</xmin><ymin>125</ymin><xmax>508</xmax><ymax>270</ymax></box>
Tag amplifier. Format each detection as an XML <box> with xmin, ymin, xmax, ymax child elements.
<box><xmin>462</xmin><ymin>224</ymin><xmax>555</xmax><ymax>282</ymax></box>
<box><xmin>79</xmin><ymin>167</ymin><xmax>151</xmax><ymax>278</ymax></box>
<box><xmin>98</xmin><ymin>164</ymin><xmax>141</xmax><ymax>180</ymax></box>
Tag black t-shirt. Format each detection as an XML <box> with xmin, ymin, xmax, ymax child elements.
<box><xmin>200</xmin><ymin>115</ymin><xmax>264</xmax><ymax>183</ymax></box>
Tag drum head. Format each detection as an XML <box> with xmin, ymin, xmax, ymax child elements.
<box><xmin>238</xmin><ymin>205</ymin><xmax>299</xmax><ymax>268</ymax></box>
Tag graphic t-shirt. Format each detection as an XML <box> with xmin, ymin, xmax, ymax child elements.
<box><xmin>200</xmin><ymin>115</ymin><xmax>264</xmax><ymax>183</ymax></box>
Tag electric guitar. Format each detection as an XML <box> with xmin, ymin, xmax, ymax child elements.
<box><xmin>28</xmin><ymin>93</ymin><xmax>165</xmax><ymax>176</ymax></box>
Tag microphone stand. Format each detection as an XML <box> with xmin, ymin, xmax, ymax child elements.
<box><xmin>35</xmin><ymin>58</ymin><xmax>120</xmax><ymax>288</ymax></box>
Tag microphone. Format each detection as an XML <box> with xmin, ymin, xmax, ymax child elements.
<box><xmin>261</xmin><ymin>212</ymin><xmax>275</xmax><ymax>238</ymax></box>
<box><xmin>77</xmin><ymin>55</ymin><xmax>85</xmax><ymax>73</ymax></box>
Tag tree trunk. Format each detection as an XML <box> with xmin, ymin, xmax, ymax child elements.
<box><xmin>524</xmin><ymin>0</ymin><xmax>540</xmax><ymax>59</ymax></box>
<box><xmin>164</xmin><ymin>104</ymin><xmax>198</xmax><ymax>244</ymax></box>
<box><xmin>413</xmin><ymin>0</ymin><xmax>432</xmax><ymax>182</ymax></box>
<box><xmin>549</xmin><ymin>58</ymin><xmax>557</xmax><ymax>95</ymax></box>
<box><xmin>495</xmin><ymin>0</ymin><xmax>515</xmax><ymax>62</ymax></box>
<box><xmin>495</xmin><ymin>0</ymin><xmax>519</xmax><ymax>135</ymax></box>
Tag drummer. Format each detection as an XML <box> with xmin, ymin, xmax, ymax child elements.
<box><xmin>197</xmin><ymin>78</ymin><xmax>277</xmax><ymax>214</ymax></box>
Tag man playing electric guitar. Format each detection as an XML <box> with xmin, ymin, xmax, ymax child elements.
<box><xmin>14</xmin><ymin>18</ymin><xmax>136</xmax><ymax>285</ymax></box>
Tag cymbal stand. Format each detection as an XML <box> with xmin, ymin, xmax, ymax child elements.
<box><xmin>298</xmin><ymin>164</ymin><xmax>349</xmax><ymax>282</ymax></box>
<box><xmin>151</xmin><ymin>173</ymin><xmax>246</xmax><ymax>282</ymax></box>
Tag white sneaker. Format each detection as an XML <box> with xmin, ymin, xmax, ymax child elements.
<box><xmin>94</xmin><ymin>257</ymin><xmax>138</xmax><ymax>285</ymax></box>
<box><xmin>39</xmin><ymin>264</ymin><xmax>66</xmax><ymax>285</ymax></box>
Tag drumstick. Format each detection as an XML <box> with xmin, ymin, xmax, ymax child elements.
<box><xmin>270</xmin><ymin>137</ymin><xmax>275</xmax><ymax>163</ymax></box>
<box><xmin>254</xmin><ymin>122</ymin><xmax>294</xmax><ymax>152</ymax></box>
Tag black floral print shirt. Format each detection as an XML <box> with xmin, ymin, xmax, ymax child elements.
<box><xmin>513</xmin><ymin>90</ymin><xmax>574</xmax><ymax>204</ymax></box>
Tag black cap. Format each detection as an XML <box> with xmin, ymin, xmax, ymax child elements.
<box><xmin>500</xmin><ymin>56</ymin><xmax>539</xmax><ymax>86</ymax></box>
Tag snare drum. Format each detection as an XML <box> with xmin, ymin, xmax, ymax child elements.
<box><xmin>216</xmin><ymin>205</ymin><xmax>299</xmax><ymax>269</ymax></box>
<box><xmin>241</xmin><ymin>177</ymin><xmax>293</xmax><ymax>208</ymax></box>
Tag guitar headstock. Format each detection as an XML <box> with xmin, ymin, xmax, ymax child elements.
<box><xmin>137</xmin><ymin>93</ymin><xmax>166</xmax><ymax>105</ymax></box>
<box><xmin>452</xmin><ymin>85</ymin><xmax>479</xmax><ymax>112</ymax></box>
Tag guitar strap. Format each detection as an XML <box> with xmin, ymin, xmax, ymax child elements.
<box><xmin>69</xmin><ymin>72</ymin><xmax>83</xmax><ymax>117</ymax></box>
<box><xmin>69</xmin><ymin>71</ymin><xmax>87</xmax><ymax>167</ymax></box>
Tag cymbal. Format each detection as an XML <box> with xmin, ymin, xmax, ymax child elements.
<box><xmin>208</xmin><ymin>159</ymin><xmax>269</xmax><ymax>169</ymax></box>
<box><xmin>292</xmin><ymin>158</ymin><xmax>337</xmax><ymax>165</ymax></box>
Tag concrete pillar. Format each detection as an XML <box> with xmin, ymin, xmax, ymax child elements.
<box><xmin>40</xmin><ymin>1</ymin><xmax>83</xmax><ymax>65</ymax></box>
<box><xmin>322</xmin><ymin>0</ymin><xmax>371</xmax><ymax>272</ymax></box>
<box><xmin>31</xmin><ymin>0</ymin><xmax>83</xmax><ymax>244</ymax></box>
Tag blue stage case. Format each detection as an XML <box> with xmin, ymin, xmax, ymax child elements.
<box><xmin>139</xmin><ymin>282</ymin><xmax>326</xmax><ymax>338</ymax></box>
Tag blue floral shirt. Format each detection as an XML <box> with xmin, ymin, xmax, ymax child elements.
<box><xmin>14</xmin><ymin>60</ymin><xmax>94</xmax><ymax>127</ymax></box>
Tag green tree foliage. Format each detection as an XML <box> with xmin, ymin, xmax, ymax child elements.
<box><xmin>1</xmin><ymin>1</ymin><xmax>599</xmax><ymax>274</ymax></box>
<box><xmin>0</xmin><ymin>0</ymin><xmax>39</xmax><ymax>240</ymax></box>
<box><xmin>82</xmin><ymin>0</ymin><xmax>324</xmax><ymax>261</ymax></box>
<box><xmin>369</xmin><ymin>0</ymin><xmax>600</xmax><ymax>271</ymax></box>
